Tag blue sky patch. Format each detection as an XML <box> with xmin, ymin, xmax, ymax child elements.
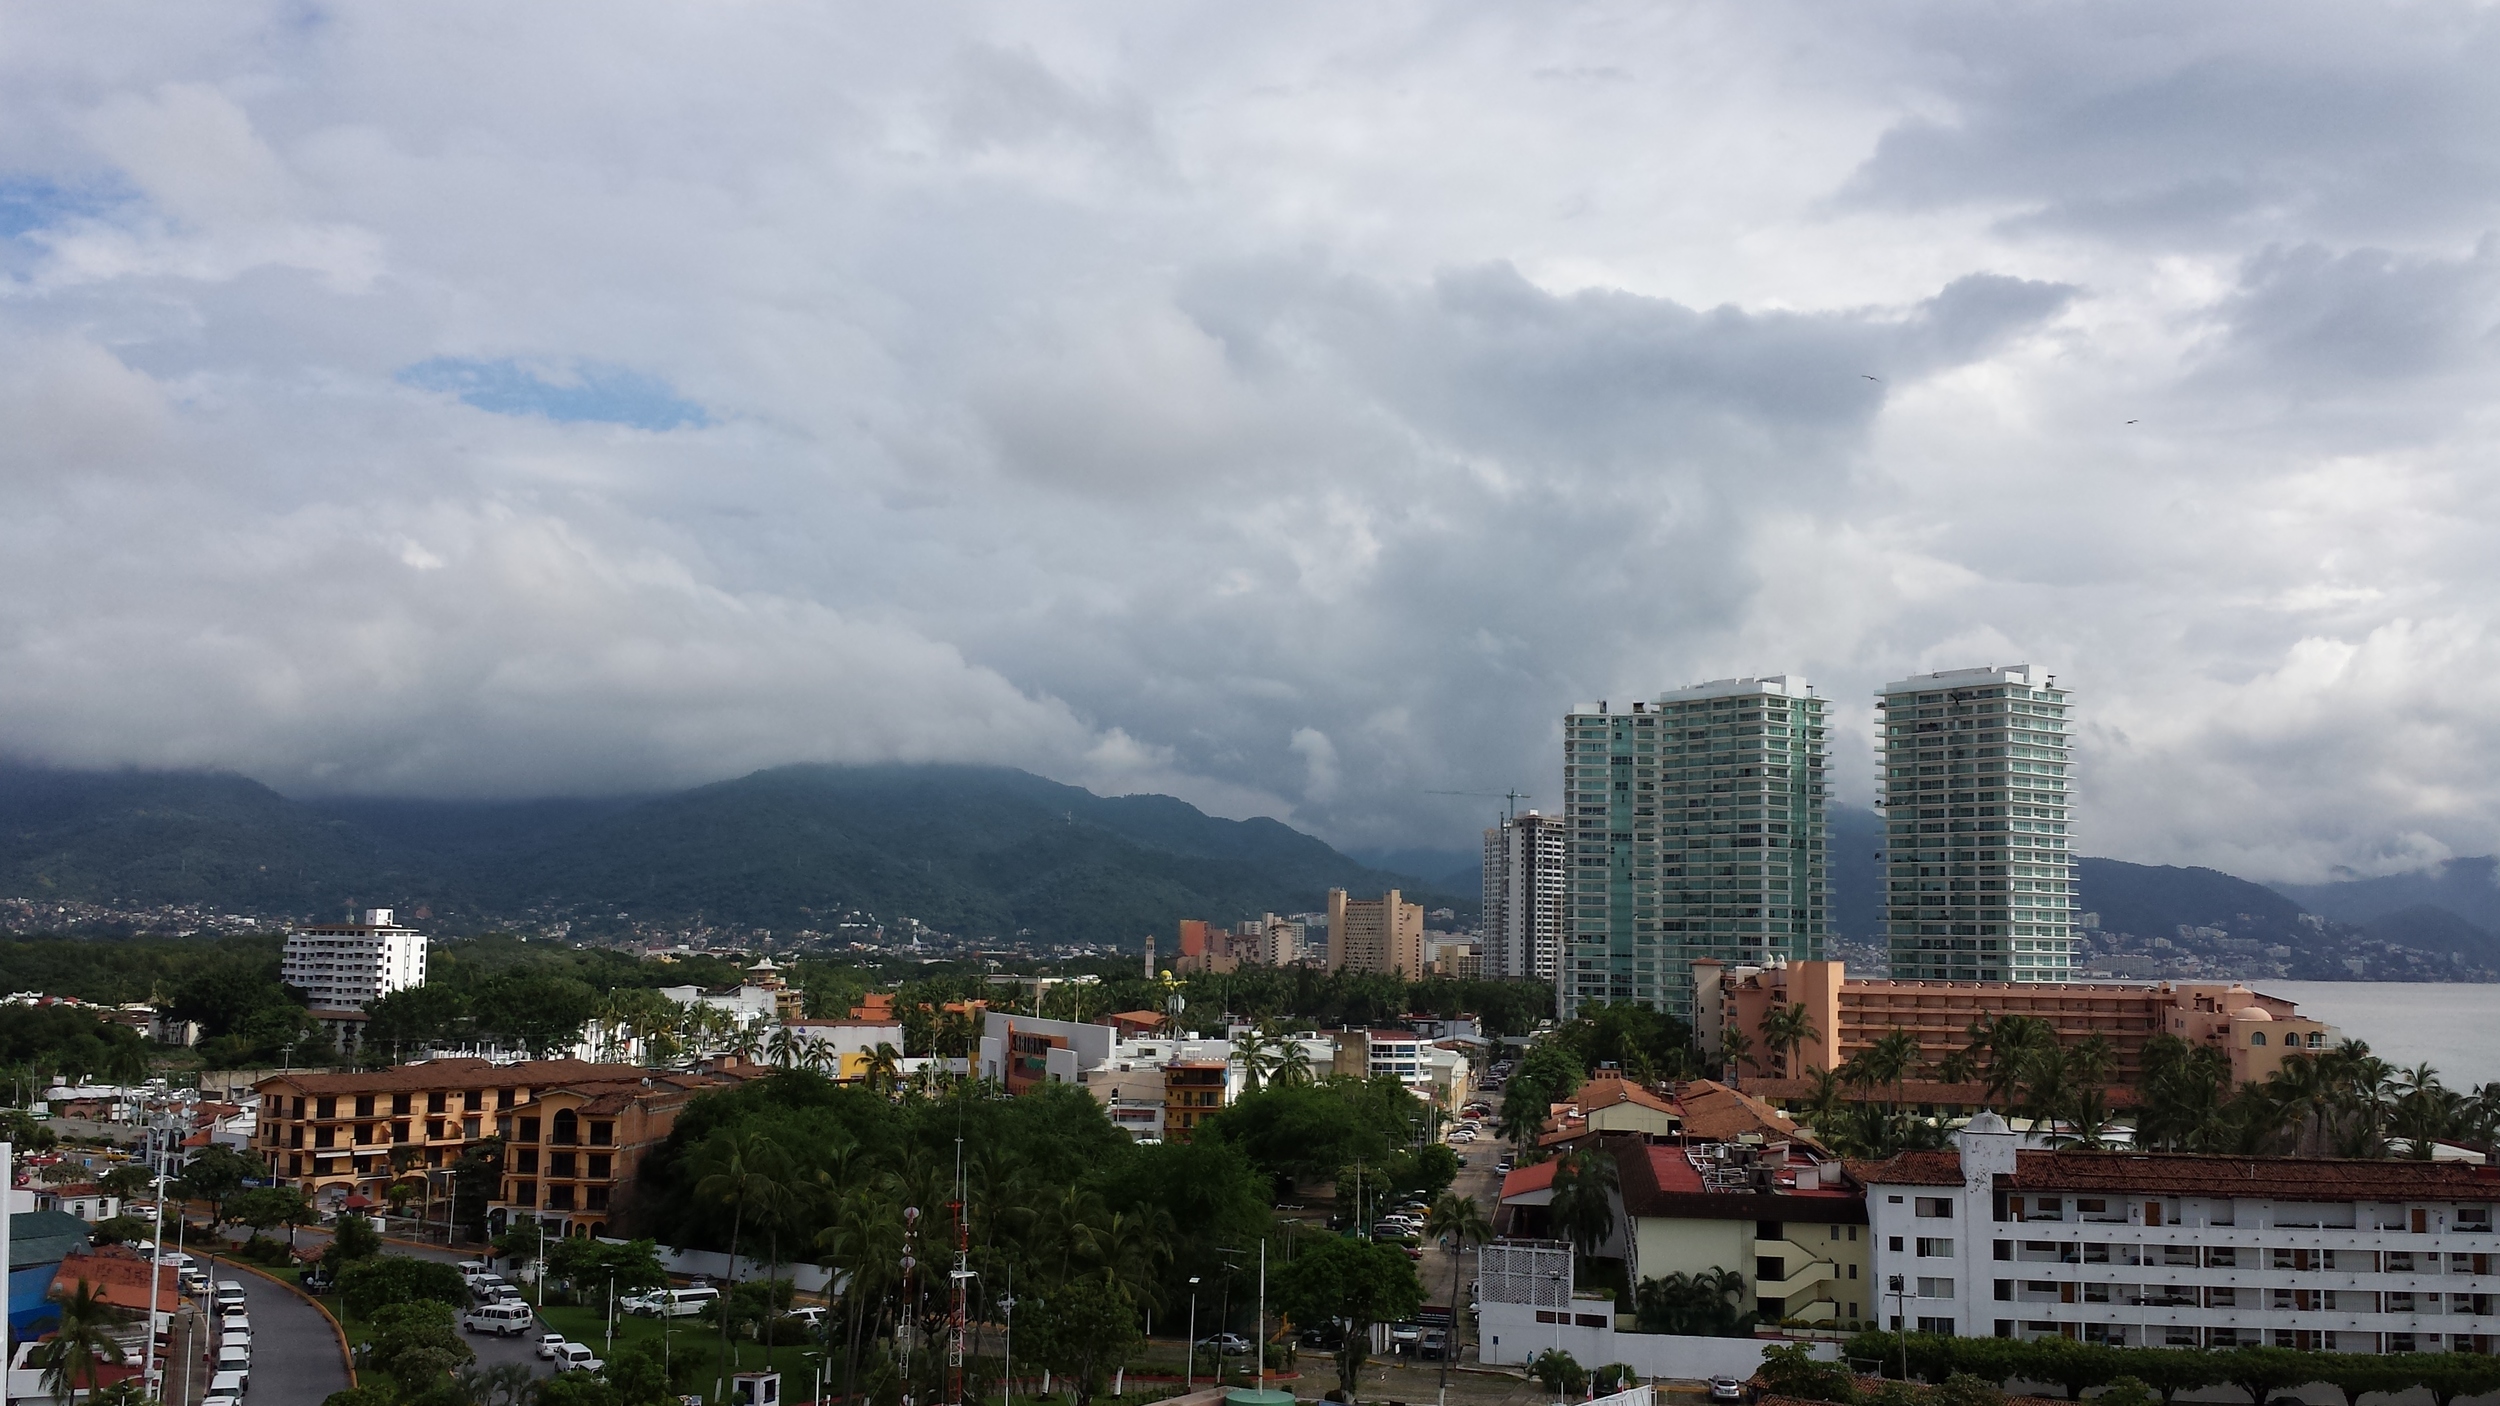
<box><xmin>397</xmin><ymin>357</ymin><xmax>710</xmax><ymax>431</ymax></box>
<box><xmin>0</xmin><ymin>175</ymin><xmax>132</xmax><ymax>240</ymax></box>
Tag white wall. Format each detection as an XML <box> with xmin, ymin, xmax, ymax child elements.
<box><xmin>1478</xmin><ymin>1300</ymin><xmax>1839</xmax><ymax>1380</ymax></box>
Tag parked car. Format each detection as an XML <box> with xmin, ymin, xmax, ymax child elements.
<box><xmin>1195</xmin><ymin>1333</ymin><xmax>1254</xmax><ymax>1356</ymax></box>
<box><xmin>555</xmin><ymin>1343</ymin><xmax>605</xmax><ymax>1374</ymax></box>
<box><xmin>1420</xmin><ymin>1329</ymin><xmax>1448</xmax><ymax>1360</ymax></box>
<box><xmin>217</xmin><ymin>1344</ymin><xmax>252</xmax><ymax>1378</ymax></box>
<box><xmin>463</xmin><ymin>1302</ymin><xmax>537</xmax><ymax>1337</ymax></box>
<box><xmin>221</xmin><ymin>1313</ymin><xmax>251</xmax><ymax>1338</ymax></box>
<box><xmin>623</xmin><ymin>1286</ymin><xmax>721</xmax><ymax>1318</ymax></box>
<box><xmin>1710</xmin><ymin>1376</ymin><xmax>1747</xmax><ymax>1403</ymax></box>
<box><xmin>213</xmin><ymin>1283</ymin><xmax>248</xmax><ymax>1312</ymax></box>
<box><xmin>536</xmin><ymin>1333</ymin><xmax>570</xmax><ymax>1360</ymax></box>
<box><xmin>210</xmin><ymin>1371</ymin><xmax>248</xmax><ymax>1401</ymax></box>
<box><xmin>202</xmin><ymin>1392</ymin><xmax>241</xmax><ymax>1406</ymax></box>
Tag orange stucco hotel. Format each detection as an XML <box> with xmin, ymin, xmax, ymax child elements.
<box><xmin>1695</xmin><ymin>958</ymin><xmax>2337</xmax><ymax>1096</ymax></box>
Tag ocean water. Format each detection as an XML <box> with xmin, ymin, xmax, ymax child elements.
<box><xmin>2250</xmin><ymin>980</ymin><xmax>2500</xmax><ymax>1090</ymax></box>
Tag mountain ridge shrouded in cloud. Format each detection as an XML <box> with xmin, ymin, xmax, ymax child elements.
<box><xmin>0</xmin><ymin>761</ymin><xmax>1466</xmax><ymax>942</ymax></box>
<box><xmin>3</xmin><ymin>5</ymin><xmax>2500</xmax><ymax>884</ymax></box>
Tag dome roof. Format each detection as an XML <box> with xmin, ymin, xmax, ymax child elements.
<box><xmin>1965</xmin><ymin>1110</ymin><xmax>2011</xmax><ymax>1134</ymax></box>
<box><xmin>2231</xmin><ymin>1005</ymin><xmax>2274</xmax><ymax>1021</ymax></box>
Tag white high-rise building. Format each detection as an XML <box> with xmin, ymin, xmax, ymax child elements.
<box><xmin>1876</xmin><ymin>664</ymin><xmax>2076</xmax><ymax>982</ymax></box>
<box><xmin>282</xmin><ymin>908</ymin><xmax>428</xmax><ymax>1010</ymax></box>
<box><xmin>1563</xmin><ymin>677</ymin><xmax>1829</xmax><ymax>1020</ymax></box>
<box><xmin>1481</xmin><ymin>810</ymin><xmax>1568</xmax><ymax>984</ymax></box>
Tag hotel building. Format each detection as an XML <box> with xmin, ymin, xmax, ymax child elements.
<box><xmin>282</xmin><ymin>909</ymin><xmax>428</xmax><ymax>1010</ymax></box>
<box><xmin>1562</xmin><ymin>677</ymin><xmax>1830</xmax><ymax>1020</ymax></box>
<box><xmin>1861</xmin><ymin>1114</ymin><xmax>2500</xmax><ymax>1350</ymax></box>
<box><xmin>1878</xmin><ymin>665</ymin><xmax>2076</xmax><ymax>982</ymax></box>
<box><xmin>1328</xmin><ymin>888</ymin><xmax>1425</xmax><ymax>978</ymax></box>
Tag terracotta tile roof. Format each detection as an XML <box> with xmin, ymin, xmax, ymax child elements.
<box><xmin>2008</xmin><ymin>1151</ymin><xmax>2500</xmax><ymax>1200</ymax></box>
<box><xmin>52</xmin><ymin>1247</ymin><xmax>180</xmax><ymax>1313</ymax></box>
<box><xmin>1571</xmin><ymin>1073</ymin><xmax>1680</xmax><ymax>1118</ymax></box>
<box><xmin>1617</xmin><ymin>1139</ymin><xmax>1863</xmax><ymax>1222</ymax></box>
<box><xmin>1744</xmin><ymin>1078</ymin><xmax>2141</xmax><ymax>1110</ymax></box>
<box><xmin>255</xmin><ymin>1058</ymin><xmax>638</xmax><ymax>1095</ymax></box>
<box><xmin>1849</xmin><ymin>1148</ymin><xmax>2500</xmax><ymax>1202</ymax></box>
<box><xmin>1674</xmin><ymin>1079</ymin><xmax>1821</xmax><ymax>1149</ymax></box>
<box><xmin>1846</xmin><ymin>1150</ymin><xmax>1964</xmax><ymax>1187</ymax></box>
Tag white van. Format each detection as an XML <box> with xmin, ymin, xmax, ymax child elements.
<box><xmin>217</xmin><ymin>1345</ymin><xmax>251</xmax><ymax>1378</ymax></box>
<box><xmin>462</xmin><ymin>1302</ymin><xmax>537</xmax><ymax>1337</ymax></box>
<box><xmin>623</xmin><ymin>1286</ymin><xmax>719</xmax><ymax>1319</ymax></box>
<box><xmin>212</xmin><ymin>1367</ymin><xmax>249</xmax><ymax>1398</ymax></box>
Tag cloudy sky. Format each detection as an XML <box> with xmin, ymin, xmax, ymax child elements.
<box><xmin>4</xmin><ymin>2</ymin><xmax>2498</xmax><ymax>883</ymax></box>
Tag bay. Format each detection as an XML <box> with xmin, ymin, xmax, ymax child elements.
<box><xmin>2249</xmin><ymin>979</ymin><xmax>2500</xmax><ymax>1091</ymax></box>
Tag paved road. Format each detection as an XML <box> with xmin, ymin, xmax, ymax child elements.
<box><xmin>215</xmin><ymin>1225</ymin><xmax>559</xmax><ymax>1395</ymax></box>
<box><xmin>207</xmin><ymin>1257</ymin><xmax>350</xmax><ymax>1406</ymax></box>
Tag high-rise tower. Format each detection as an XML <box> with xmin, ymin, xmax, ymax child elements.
<box><xmin>1482</xmin><ymin>810</ymin><xmax>1568</xmax><ymax>984</ymax></box>
<box><xmin>1876</xmin><ymin>665</ymin><xmax>2076</xmax><ymax>981</ymax></box>
<box><xmin>1562</xmin><ymin>677</ymin><xmax>1829</xmax><ymax>1020</ymax></box>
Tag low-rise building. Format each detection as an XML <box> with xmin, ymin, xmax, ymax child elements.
<box><xmin>1700</xmin><ymin>959</ymin><xmax>2338</xmax><ymax>1094</ymax></box>
<box><xmin>1165</xmin><ymin>1060</ymin><xmax>1228</xmax><ymax>1142</ymax></box>
<box><xmin>1856</xmin><ymin>1112</ymin><xmax>2500</xmax><ymax>1349</ymax></box>
<box><xmin>252</xmin><ymin>1057</ymin><xmax>748</xmax><ymax>1235</ymax></box>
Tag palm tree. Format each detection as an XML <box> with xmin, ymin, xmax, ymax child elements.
<box><xmin>863</xmin><ymin>1043</ymin><xmax>903</xmax><ymax>1097</ymax></box>
<box><xmin>41</xmin><ymin>1282</ymin><xmax>127</xmax><ymax>1405</ymax></box>
<box><xmin>1546</xmin><ymin>1148</ymin><xmax>1619</xmax><ymax>1268</ymax></box>
<box><xmin>1860</xmin><ymin>1030</ymin><xmax>1922</xmax><ymax>1117</ymax></box>
<box><xmin>1234</xmin><ymin>1027</ymin><xmax>1275</xmax><ymax>1093</ymax></box>
<box><xmin>1757</xmin><ymin>1003</ymin><xmax>1818</xmax><ymax>1080</ymax></box>
<box><xmin>1271</xmin><ymin>1039</ymin><xmax>1314</xmax><ymax>1089</ymax></box>
<box><xmin>1718</xmin><ymin>1027</ymin><xmax>1756</xmax><ymax>1085</ymax></box>
<box><xmin>1797</xmin><ymin>1069</ymin><xmax>1849</xmax><ymax>1135</ymax></box>
<box><xmin>768</xmin><ymin>1026</ymin><xmax>801</xmax><ymax>1070</ymax></box>
<box><xmin>1930</xmin><ymin>1047</ymin><xmax>1980</xmax><ymax>1088</ymax></box>
<box><xmin>1424</xmin><ymin>1193</ymin><xmax>1492</xmax><ymax>1391</ymax></box>
<box><xmin>696</xmin><ymin>1129</ymin><xmax>788</xmax><ymax>1397</ymax></box>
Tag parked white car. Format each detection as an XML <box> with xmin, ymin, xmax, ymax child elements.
<box><xmin>536</xmin><ymin>1333</ymin><xmax>570</xmax><ymax>1360</ymax></box>
<box><xmin>555</xmin><ymin>1343</ymin><xmax>605</xmax><ymax>1374</ymax></box>
<box><xmin>463</xmin><ymin>1303</ymin><xmax>537</xmax><ymax>1337</ymax></box>
<box><xmin>212</xmin><ymin>1367</ymin><xmax>249</xmax><ymax>1398</ymax></box>
<box><xmin>221</xmin><ymin>1313</ymin><xmax>251</xmax><ymax>1337</ymax></box>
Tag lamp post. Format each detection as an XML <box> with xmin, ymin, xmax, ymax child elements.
<box><xmin>1185</xmin><ymin>1277</ymin><xmax>1201</xmax><ymax>1392</ymax></box>
<box><xmin>1000</xmin><ymin>1287</ymin><xmax>1016</xmax><ymax>1406</ymax></box>
<box><xmin>1544</xmin><ymin>1269</ymin><xmax>1564</xmax><ymax>1406</ymax></box>
<box><xmin>1886</xmin><ymin>1275</ymin><xmax>1908</xmax><ymax>1380</ymax></box>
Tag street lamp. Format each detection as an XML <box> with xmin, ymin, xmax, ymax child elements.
<box><xmin>1544</xmin><ymin>1269</ymin><xmax>1564</xmax><ymax>1406</ymax></box>
<box><xmin>1185</xmin><ymin>1276</ymin><xmax>1201</xmax><ymax>1392</ymax></box>
<box><xmin>1000</xmin><ymin>1289</ymin><xmax>1017</xmax><ymax>1406</ymax></box>
<box><xmin>1886</xmin><ymin>1275</ymin><xmax>1908</xmax><ymax>1380</ymax></box>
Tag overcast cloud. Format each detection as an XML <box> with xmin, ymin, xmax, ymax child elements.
<box><xmin>4</xmin><ymin>1</ymin><xmax>2500</xmax><ymax>883</ymax></box>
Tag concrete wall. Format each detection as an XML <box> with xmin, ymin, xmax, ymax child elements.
<box><xmin>1480</xmin><ymin>1299</ymin><xmax>1838</xmax><ymax>1380</ymax></box>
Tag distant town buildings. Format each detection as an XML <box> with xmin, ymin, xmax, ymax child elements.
<box><xmin>1699</xmin><ymin>958</ymin><xmax>2339</xmax><ymax>1106</ymax></box>
<box><xmin>1878</xmin><ymin>664</ymin><xmax>2077</xmax><ymax>982</ymax></box>
<box><xmin>1481</xmin><ymin>809</ymin><xmax>1567</xmax><ymax>986</ymax></box>
<box><xmin>1327</xmin><ymin>888</ymin><xmax>1425</xmax><ymax>978</ymax></box>
<box><xmin>1563</xmin><ymin>676</ymin><xmax>1830</xmax><ymax>1021</ymax></box>
<box><xmin>282</xmin><ymin>908</ymin><xmax>428</xmax><ymax>1010</ymax></box>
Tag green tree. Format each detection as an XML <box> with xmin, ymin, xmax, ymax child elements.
<box><xmin>227</xmin><ymin>1187</ymin><xmax>314</xmax><ymax>1246</ymax></box>
<box><xmin>362</xmin><ymin>1300</ymin><xmax>475</xmax><ymax>1394</ymax></box>
<box><xmin>1529</xmin><ymin>1350</ymin><xmax>1587</xmax><ymax>1397</ymax></box>
<box><xmin>2018</xmin><ymin>1338</ymin><xmax>2121</xmax><ymax>1401</ymax></box>
<box><xmin>2316</xmin><ymin>1356</ymin><xmax>2411</xmax><ymax>1406</ymax></box>
<box><xmin>1757</xmin><ymin>1342</ymin><xmax>1856</xmax><ymax>1404</ymax></box>
<box><xmin>177</xmin><ymin>1143</ymin><xmax>260</xmax><ymax>1226</ymax></box>
<box><xmin>1020</xmin><ymin>1275</ymin><xmax>1144</xmax><ymax>1406</ymax></box>
<box><xmin>2129</xmin><ymin>1347</ymin><xmax>2225</xmax><ymax>1406</ymax></box>
<box><xmin>38</xmin><ymin>1282</ymin><xmax>127</xmax><ymax>1406</ymax></box>
<box><xmin>1270</xmin><ymin>1236</ymin><xmax>1422</xmax><ymax>1400</ymax></box>
<box><xmin>330</xmin><ymin>1211</ymin><xmax>385</xmax><ymax>1265</ymax></box>
<box><xmin>339</xmin><ymin>1254</ymin><xmax>470</xmax><ymax>1320</ymax></box>
<box><xmin>2214</xmin><ymin>1347</ymin><xmax>2317</xmax><ymax>1406</ymax></box>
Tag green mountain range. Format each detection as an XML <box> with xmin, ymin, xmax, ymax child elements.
<box><xmin>0</xmin><ymin>763</ymin><xmax>1465</xmax><ymax>945</ymax></box>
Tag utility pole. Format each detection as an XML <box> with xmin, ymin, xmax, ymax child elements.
<box><xmin>949</xmin><ymin>1140</ymin><xmax>970</xmax><ymax>1406</ymax></box>
<box><xmin>1256</xmin><ymin>1240</ymin><xmax>1267</xmax><ymax>1399</ymax></box>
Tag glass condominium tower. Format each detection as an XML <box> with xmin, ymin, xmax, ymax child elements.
<box><xmin>1877</xmin><ymin>664</ymin><xmax>2077</xmax><ymax>981</ymax></box>
<box><xmin>1562</xmin><ymin>676</ymin><xmax>1830</xmax><ymax>1020</ymax></box>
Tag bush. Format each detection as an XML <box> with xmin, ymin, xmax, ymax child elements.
<box><xmin>1530</xmin><ymin>1350</ymin><xmax>1587</xmax><ymax>1396</ymax></box>
<box><xmin>1932</xmin><ymin>1374</ymin><xmax>2005</xmax><ymax>1406</ymax></box>
<box><xmin>1758</xmin><ymin>1342</ymin><xmax>1857</xmax><ymax>1405</ymax></box>
<box><xmin>1865</xmin><ymin>1379</ymin><xmax>1927</xmax><ymax>1406</ymax></box>
<box><xmin>2097</xmin><ymin>1377</ymin><xmax>2157</xmax><ymax>1406</ymax></box>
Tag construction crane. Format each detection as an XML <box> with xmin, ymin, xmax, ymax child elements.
<box><xmin>1423</xmin><ymin>788</ymin><xmax>1536</xmax><ymax>821</ymax></box>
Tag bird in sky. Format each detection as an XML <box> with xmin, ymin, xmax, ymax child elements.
<box><xmin>1861</xmin><ymin>374</ymin><xmax>1880</xmax><ymax>380</ymax></box>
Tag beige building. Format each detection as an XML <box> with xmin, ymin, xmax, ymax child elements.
<box><xmin>1328</xmin><ymin>888</ymin><xmax>1425</xmax><ymax>977</ymax></box>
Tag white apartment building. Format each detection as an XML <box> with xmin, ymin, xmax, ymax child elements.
<box><xmin>1563</xmin><ymin>677</ymin><xmax>1830</xmax><ymax>1020</ymax></box>
<box><xmin>1861</xmin><ymin>1113</ymin><xmax>2500</xmax><ymax>1351</ymax></box>
<box><xmin>1482</xmin><ymin>810</ymin><xmax>1568</xmax><ymax>986</ymax></box>
<box><xmin>1877</xmin><ymin>665</ymin><xmax>2076</xmax><ymax>982</ymax></box>
<box><xmin>282</xmin><ymin>909</ymin><xmax>427</xmax><ymax>1010</ymax></box>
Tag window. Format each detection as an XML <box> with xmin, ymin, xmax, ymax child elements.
<box><xmin>1891</xmin><ymin>1236</ymin><xmax>1906</xmax><ymax>1252</ymax></box>
<box><xmin>1759</xmin><ymin>1257</ymin><xmax>1786</xmax><ymax>1282</ymax></box>
<box><xmin>316</xmin><ymin>1096</ymin><xmax>336</xmax><ymax>1119</ymax></box>
<box><xmin>1917</xmin><ymin>1317</ymin><xmax>1956</xmax><ymax>1334</ymax></box>
<box><xmin>1916</xmin><ymin>1197</ymin><xmax>1955</xmax><ymax>1219</ymax></box>
<box><xmin>391</xmin><ymin>1093</ymin><xmax>411</xmax><ymax>1116</ymax></box>
<box><xmin>428</xmin><ymin>1092</ymin><xmax>446</xmax><ymax>1114</ymax></box>
<box><xmin>355</xmin><ymin>1095</ymin><xmax>375</xmax><ymax>1118</ymax></box>
<box><xmin>1918</xmin><ymin>1278</ymin><xmax>1955</xmax><ymax>1300</ymax></box>
<box><xmin>591</xmin><ymin>1121</ymin><xmax>614</xmax><ymax>1146</ymax></box>
<box><xmin>552</xmin><ymin>1110</ymin><xmax>579</xmax><ymax>1145</ymax></box>
<box><xmin>2250</xmin><ymin>1031</ymin><xmax>2267</xmax><ymax>1046</ymax></box>
<box><xmin>1918</xmin><ymin>1238</ymin><xmax>1955</xmax><ymax>1257</ymax></box>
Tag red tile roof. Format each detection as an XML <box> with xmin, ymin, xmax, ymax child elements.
<box><xmin>1850</xmin><ymin>1148</ymin><xmax>2500</xmax><ymax>1201</ymax></box>
<box><xmin>1500</xmin><ymin>1160</ymin><xmax>1558</xmax><ymax>1199</ymax></box>
<box><xmin>1675</xmin><ymin>1079</ymin><xmax>1821</xmax><ymax>1148</ymax></box>
<box><xmin>1617</xmin><ymin>1139</ymin><xmax>1863</xmax><ymax>1222</ymax></box>
<box><xmin>255</xmin><ymin>1057</ymin><xmax>638</xmax><ymax>1095</ymax></box>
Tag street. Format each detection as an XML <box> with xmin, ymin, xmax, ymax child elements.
<box><xmin>210</xmin><ymin>1225</ymin><xmax>558</xmax><ymax>1406</ymax></box>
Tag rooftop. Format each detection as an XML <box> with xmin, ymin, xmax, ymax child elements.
<box><xmin>1851</xmin><ymin>1148</ymin><xmax>2500</xmax><ymax>1201</ymax></box>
